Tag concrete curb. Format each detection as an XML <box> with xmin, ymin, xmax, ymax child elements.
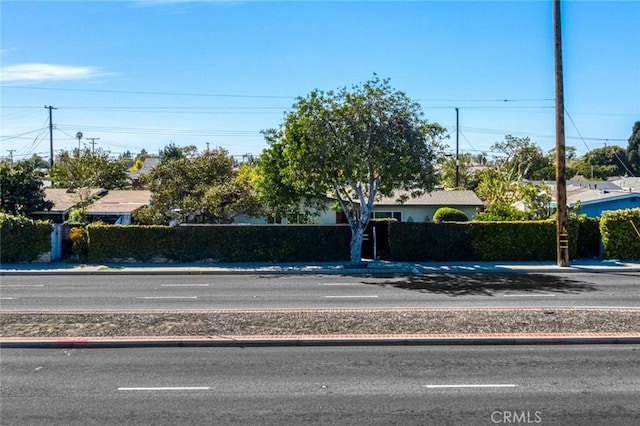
<box><xmin>2</xmin><ymin>261</ymin><xmax>640</xmax><ymax>276</ymax></box>
<box><xmin>2</xmin><ymin>333</ymin><xmax>640</xmax><ymax>349</ymax></box>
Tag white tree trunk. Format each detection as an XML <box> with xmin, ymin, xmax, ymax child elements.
<box><xmin>349</xmin><ymin>222</ymin><xmax>366</xmax><ymax>265</ymax></box>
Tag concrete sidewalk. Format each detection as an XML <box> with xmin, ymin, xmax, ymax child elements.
<box><xmin>2</xmin><ymin>259</ymin><xmax>640</xmax><ymax>275</ymax></box>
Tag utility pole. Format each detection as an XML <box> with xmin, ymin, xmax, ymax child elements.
<box><xmin>86</xmin><ymin>137</ymin><xmax>100</xmax><ymax>154</ymax></box>
<box><xmin>45</xmin><ymin>105</ymin><xmax>56</xmax><ymax>166</ymax></box>
<box><xmin>554</xmin><ymin>0</ymin><xmax>569</xmax><ymax>267</ymax></box>
<box><xmin>7</xmin><ymin>150</ymin><xmax>15</xmax><ymax>165</ymax></box>
<box><xmin>455</xmin><ymin>107</ymin><xmax>460</xmax><ymax>188</ymax></box>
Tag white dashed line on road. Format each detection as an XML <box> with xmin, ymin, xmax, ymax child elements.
<box><xmin>501</xmin><ymin>294</ymin><xmax>556</xmax><ymax>297</ymax></box>
<box><xmin>118</xmin><ymin>387</ymin><xmax>210</xmax><ymax>391</ymax></box>
<box><xmin>160</xmin><ymin>284</ymin><xmax>210</xmax><ymax>287</ymax></box>
<box><xmin>323</xmin><ymin>295</ymin><xmax>379</xmax><ymax>298</ymax></box>
<box><xmin>423</xmin><ymin>384</ymin><xmax>518</xmax><ymax>389</ymax></box>
<box><xmin>136</xmin><ymin>296</ymin><xmax>198</xmax><ymax>300</ymax></box>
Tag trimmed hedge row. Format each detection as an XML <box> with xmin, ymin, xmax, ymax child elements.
<box><xmin>388</xmin><ymin>219</ymin><xmax>581</xmax><ymax>261</ymax></box>
<box><xmin>600</xmin><ymin>208</ymin><xmax>640</xmax><ymax>260</ymax></box>
<box><xmin>87</xmin><ymin>224</ymin><xmax>352</xmax><ymax>263</ymax></box>
<box><xmin>0</xmin><ymin>213</ymin><xmax>52</xmax><ymax>263</ymax></box>
<box><xmin>75</xmin><ymin>211</ymin><xmax>638</xmax><ymax>263</ymax></box>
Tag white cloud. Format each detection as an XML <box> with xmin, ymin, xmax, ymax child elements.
<box><xmin>0</xmin><ymin>63</ymin><xmax>106</xmax><ymax>82</ymax></box>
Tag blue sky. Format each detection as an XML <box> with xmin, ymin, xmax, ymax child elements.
<box><xmin>1</xmin><ymin>0</ymin><xmax>638</xmax><ymax>163</ymax></box>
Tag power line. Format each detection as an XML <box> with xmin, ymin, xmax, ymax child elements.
<box><xmin>1</xmin><ymin>85</ymin><xmax>295</xmax><ymax>100</ymax></box>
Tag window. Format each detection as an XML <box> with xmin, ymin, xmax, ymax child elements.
<box><xmin>371</xmin><ymin>211</ymin><xmax>402</xmax><ymax>221</ymax></box>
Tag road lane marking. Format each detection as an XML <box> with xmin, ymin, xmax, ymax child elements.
<box><xmin>1</xmin><ymin>285</ymin><xmax>45</xmax><ymax>287</ymax></box>
<box><xmin>160</xmin><ymin>284</ymin><xmax>210</xmax><ymax>287</ymax></box>
<box><xmin>118</xmin><ymin>387</ymin><xmax>210</xmax><ymax>391</ymax></box>
<box><xmin>320</xmin><ymin>283</ymin><xmax>363</xmax><ymax>286</ymax></box>
<box><xmin>0</xmin><ymin>297</ymin><xmax>15</xmax><ymax>300</ymax></box>
<box><xmin>501</xmin><ymin>294</ymin><xmax>556</xmax><ymax>297</ymax></box>
<box><xmin>136</xmin><ymin>296</ymin><xmax>198</xmax><ymax>300</ymax></box>
<box><xmin>324</xmin><ymin>295</ymin><xmax>379</xmax><ymax>298</ymax></box>
<box><xmin>423</xmin><ymin>384</ymin><xmax>518</xmax><ymax>388</ymax></box>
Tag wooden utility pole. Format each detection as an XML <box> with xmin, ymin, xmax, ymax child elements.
<box><xmin>554</xmin><ymin>0</ymin><xmax>569</xmax><ymax>267</ymax></box>
<box><xmin>86</xmin><ymin>137</ymin><xmax>100</xmax><ymax>154</ymax></box>
<box><xmin>455</xmin><ymin>107</ymin><xmax>460</xmax><ymax>188</ymax></box>
<box><xmin>45</xmin><ymin>105</ymin><xmax>56</xmax><ymax>166</ymax></box>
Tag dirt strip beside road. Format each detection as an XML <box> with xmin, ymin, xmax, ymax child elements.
<box><xmin>2</xmin><ymin>308</ymin><xmax>639</xmax><ymax>338</ymax></box>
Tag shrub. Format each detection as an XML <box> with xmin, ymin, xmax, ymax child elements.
<box><xmin>69</xmin><ymin>226</ymin><xmax>89</xmax><ymax>262</ymax></box>
<box><xmin>433</xmin><ymin>207</ymin><xmax>468</xmax><ymax>223</ymax></box>
<box><xmin>0</xmin><ymin>212</ymin><xmax>51</xmax><ymax>262</ymax></box>
<box><xmin>600</xmin><ymin>208</ymin><xmax>640</xmax><ymax>260</ymax></box>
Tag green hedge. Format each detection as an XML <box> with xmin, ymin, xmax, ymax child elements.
<box><xmin>0</xmin><ymin>213</ymin><xmax>52</xmax><ymax>263</ymax></box>
<box><xmin>468</xmin><ymin>220</ymin><xmax>577</xmax><ymax>261</ymax></box>
<box><xmin>388</xmin><ymin>222</ymin><xmax>472</xmax><ymax>261</ymax></box>
<box><xmin>87</xmin><ymin>224</ymin><xmax>351</xmax><ymax>262</ymax></box>
<box><xmin>600</xmin><ymin>208</ymin><xmax>640</xmax><ymax>260</ymax></box>
<box><xmin>388</xmin><ymin>220</ymin><xmax>580</xmax><ymax>261</ymax></box>
<box><xmin>576</xmin><ymin>217</ymin><xmax>601</xmax><ymax>259</ymax></box>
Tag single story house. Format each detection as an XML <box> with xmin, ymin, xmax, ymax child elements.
<box><xmin>30</xmin><ymin>188</ymin><xmax>152</xmax><ymax>224</ymax></box>
<box><xmin>30</xmin><ymin>188</ymin><xmax>106</xmax><ymax>223</ymax></box>
<box><xmin>350</xmin><ymin>190</ymin><xmax>483</xmax><ymax>223</ymax></box>
<box><xmin>550</xmin><ymin>183</ymin><xmax>640</xmax><ymax>217</ymax></box>
<box><xmin>85</xmin><ymin>190</ymin><xmax>153</xmax><ymax>224</ymax></box>
<box><xmin>235</xmin><ymin>190</ymin><xmax>484</xmax><ymax>224</ymax></box>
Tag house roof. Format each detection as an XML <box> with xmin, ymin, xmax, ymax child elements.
<box><xmin>376</xmin><ymin>190</ymin><xmax>483</xmax><ymax>207</ymax></box>
<box><xmin>42</xmin><ymin>188</ymin><xmax>104</xmax><ymax>212</ymax></box>
<box><xmin>567</xmin><ymin>188</ymin><xmax>640</xmax><ymax>207</ymax></box>
<box><xmin>612</xmin><ymin>177</ymin><xmax>640</xmax><ymax>191</ymax></box>
<box><xmin>86</xmin><ymin>190</ymin><xmax>152</xmax><ymax>214</ymax></box>
<box><xmin>549</xmin><ymin>184</ymin><xmax>640</xmax><ymax>207</ymax></box>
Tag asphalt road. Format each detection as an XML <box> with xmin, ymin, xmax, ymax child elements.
<box><xmin>1</xmin><ymin>272</ymin><xmax>639</xmax><ymax>311</ymax></box>
<box><xmin>2</xmin><ymin>345</ymin><xmax>639</xmax><ymax>425</ymax></box>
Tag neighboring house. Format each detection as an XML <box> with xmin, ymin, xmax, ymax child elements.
<box><xmin>85</xmin><ymin>190</ymin><xmax>153</xmax><ymax>224</ymax></box>
<box><xmin>130</xmin><ymin>156</ymin><xmax>160</xmax><ymax>189</ymax></box>
<box><xmin>549</xmin><ymin>182</ymin><xmax>640</xmax><ymax>217</ymax></box>
<box><xmin>30</xmin><ymin>188</ymin><xmax>106</xmax><ymax>223</ymax></box>
<box><xmin>235</xmin><ymin>190</ymin><xmax>484</xmax><ymax>224</ymax></box>
<box><xmin>361</xmin><ymin>190</ymin><xmax>484</xmax><ymax>223</ymax></box>
<box><xmin>612</xmin><ymin>177</ymin><xmax>640</xmax><ymax>193</ymax></box>
<box><xmin>30</xmin><ymin>188</ymin><xmax>152</xmax><ymax>224</ymax></box>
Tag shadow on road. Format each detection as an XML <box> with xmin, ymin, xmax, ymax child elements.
<box><xmin>366</xmin><ymin>273</ymin><xmax>598</xmax><ymax>296</ymax></box>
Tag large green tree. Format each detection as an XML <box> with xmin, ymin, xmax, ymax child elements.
<box><xmin>49</xmin><ymin>149</ymin><xmax>130</xmax><ymax>192</ymax></box>
<box><xmin>0</xmin><ymin>156</ymin><xmax>52</xmax><ymax>215</ymax></box>
<box><xmin>572</xmin><ymin>145</ymin><xmax>633</xmax><ymax>179</ymax></box>
<box><xmin>491</xmin><ymin>135</ymin><xmax>552</xmax><ymax>180</ymax></box>
<box><xmin>257</xmin><ymin>76</ymin><xmax>445</xmax><ymax>264</ymax></box>
<box><xmin>143</xmin><ymin>146</ymin><xmax>261</xmax><ymax>224</ymax></box>
<box><xmin>438</xmin><ymin>153</ymin><xmax>476</xmax><ymax>190</ymax></box>
<box><xmin>627</xmin><ymin>120</ymin><xmax>640</xmax><ymax>174</ymax></box>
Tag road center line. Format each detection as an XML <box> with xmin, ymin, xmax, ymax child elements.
<box><xmin>118</xmin><ymin>387</ymin><xmax>210</xmax><ymax>391</ymax></box>
<box><xmin>324</xmin><ymin>295</ymin><xmax>379</xmax><ymax>298</ymax></box>
<box><xmin>136</xmin><ymin>296</ymin><xmax>198</xmax><ymax>300</ymax></box>
<box><xmin>423</xmin><ymin>384</ymin><xmax>518</xmax><ymax>388</ymax></box>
